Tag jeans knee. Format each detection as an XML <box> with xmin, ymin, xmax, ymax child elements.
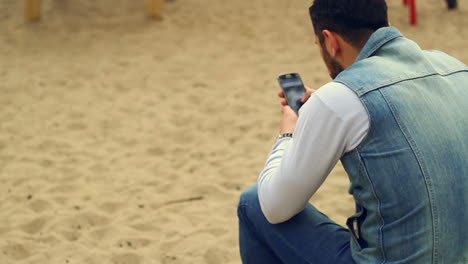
<box><xmin>239</xmin><ymin>184</ymin><xmax>259</xmax><ymax>206</ymax></box>
<box><xmin>238</xmin><ymin>184</ymin><xmax>261</xmax><ymax>218</ymax></box>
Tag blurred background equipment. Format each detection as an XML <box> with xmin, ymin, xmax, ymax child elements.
<box><xmin>148</xmin><ymin>0</ymin><xmax>165</xmax><ymax>18</ymax></box>
<box><xmin>24</xmin><ymin>0</ymin><xmax>165</xmax><ymax>22</ymax></box>
<box><xmin>447</xmin><ymin>0</ymin><xmax>457</xmax><ymax>9</ymax></box>
<box><xmin>403</xmin><ymin>0</ymin><xmax>418</xmax><ymax>25</ymax></box>
<box><xmin>403</xmin><ymin>0</ymin><xmax>458</xmax><ymax>25</ymax></box>
<box><xmin>24</xmin><ymin>0</ymin><xmax>41</xmax><ymax>22</ymax></box>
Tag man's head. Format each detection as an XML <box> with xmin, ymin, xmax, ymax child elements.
<box><xmin>309</xmin><ymin>0</ymin><xmax>389</xmax><ymax>78</ymax></box>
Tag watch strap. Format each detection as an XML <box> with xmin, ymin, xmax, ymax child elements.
<box><xmin>278</xmin><ymin>133</ymin><xmax>293</xmax><ymax>139</ymax></box>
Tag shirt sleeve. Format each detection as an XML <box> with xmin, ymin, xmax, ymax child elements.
<box><xmin>257</xmin><ymin>82</ymin><xmax>369</xmax><ymax>224</ymax></box>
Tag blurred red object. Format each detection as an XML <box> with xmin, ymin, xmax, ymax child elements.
<box><xmin>403</xmin><ymin>0</ymin><xmax>417</xmax><ymax>25</ymax></box>
<box><xmin>403</xmin><ymin>0</ymin><xmax>458</xmax><ymax>25</ymax></box>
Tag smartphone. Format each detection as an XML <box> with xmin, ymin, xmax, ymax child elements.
<box><xmin>277</xmin><ymin>73</ymin><xmax>306</xmax><ymax>114</ymax></box>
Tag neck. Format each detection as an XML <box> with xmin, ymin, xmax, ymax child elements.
<box><xmin>340</xmin><ymin>44</ymin><xmax>360</xmax><ymax>69</ymax></box>
<box><xmin>333</xmin><ymin>34</ymin><xmax>361</xmax><ymax>69</ymax></box>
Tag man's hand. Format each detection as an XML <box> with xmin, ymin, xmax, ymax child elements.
<box><xmin>278</xmin><ymin>86</ymin><xmax>315</xmax><ymax>134</ymax></box>
<box><xmin>278</xmin><ymin>86</ymin><xmax>315</xmax><ymax>106</ymax></box>
<box><xmin>280</xmin><ymin>105</ymin><xmax>298</xmax><ymax>134</ymax></box>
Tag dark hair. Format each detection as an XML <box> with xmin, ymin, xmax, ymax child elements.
<box><xmin>309</xmin><ymin>0</ymin><xmax>389</xmax><ymax>48</ymax></box>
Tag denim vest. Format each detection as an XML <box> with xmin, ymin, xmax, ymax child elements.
<box><xmin>335</xmin><ymin>27</ymin><xmax>468</xmax><ymax>264</ymax></box>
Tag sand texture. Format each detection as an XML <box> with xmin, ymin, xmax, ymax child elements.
<box><xmin>0</xmin><ymin>0</ymin><xmax>467</xmax><ymax>263</ymax></box>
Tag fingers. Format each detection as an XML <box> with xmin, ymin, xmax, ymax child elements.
<box><xmin>278</xmin><ymin>91</ymin><xmax>288</xmax><ymax>105</ymax></box>
<box><xmin>300</xmin><ymin>86</ymin><xmax>316</xmax><ymax>103</ymax></box>
<box><xmin>305</xmin><ymin>86</ymin><xmax>316</xmax><ymax>96</ymax></box>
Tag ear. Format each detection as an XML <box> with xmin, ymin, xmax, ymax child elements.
<box><xmin>321</xmin><ymin>30</ymin><xmax>341</xmax><ymax>57</ymax></box>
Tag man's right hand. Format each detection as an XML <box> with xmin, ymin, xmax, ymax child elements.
<box><xmin>278</xmin><ymin>86</ymin><xmax>316</xmax><ymax>106</ymax></box>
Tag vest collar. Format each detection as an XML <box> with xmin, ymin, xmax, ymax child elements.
<box><xmin>356</xmin><ymin>27</ymin><xmax>404</xmax><ymax>62</ymax></box>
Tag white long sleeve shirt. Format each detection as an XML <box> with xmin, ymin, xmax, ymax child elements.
<box><xmin>258</xmin><ymin>81</ymin><xmax>370</xmax><ymax>224</ymax></box>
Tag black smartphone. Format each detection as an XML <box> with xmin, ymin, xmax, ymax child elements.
<box><xmin>277</xmin><ymin>73</ymin><xmax>306</xmax><ymax>114</ymax></box>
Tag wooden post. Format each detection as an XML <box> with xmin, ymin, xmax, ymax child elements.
<box><xmin>25</xmin><ymin>0</ymin><xmax>42</xmax><ymax>22</ymax></box>
<box><xmin>148</xmin><ymin>0</ymin><xmax>164</xmax><ymax>18</ymax></box>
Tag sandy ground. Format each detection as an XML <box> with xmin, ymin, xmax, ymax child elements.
<box><xmin>0</xmin><ymin>0</ymin><xmax>466</xmax><ymax>263</ymax></box>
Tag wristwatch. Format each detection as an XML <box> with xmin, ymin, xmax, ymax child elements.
<box><xmin>278</xmin><ymin>133</ymin><xmax>293</xmax><ymax>139</ymax></box>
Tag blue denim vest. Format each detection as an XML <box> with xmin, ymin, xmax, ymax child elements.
<box><xmin>335</xmin><ymin>27</ymin><xmax>468</xmax><ymax>264</ymax></box>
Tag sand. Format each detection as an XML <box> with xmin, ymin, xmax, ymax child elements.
<box><xmin>0</xmin><ymin>0</ymin><xmax>466</xmax><ymax>263</ymax></box>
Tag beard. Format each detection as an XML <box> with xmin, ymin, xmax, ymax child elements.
<box><xmin>321</xmin><ymin>44</ymin><xmax>345</xmax><ymax>79</ymax></box>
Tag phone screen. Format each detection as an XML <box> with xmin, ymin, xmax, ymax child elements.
<box><xmin>278</xmin><ymin>73</ymin><xmax>306</xmax><ymax>114</ymax></box>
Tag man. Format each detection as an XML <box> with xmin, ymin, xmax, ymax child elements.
<box><xmin>237</xmin><ymin>0</ymin><xmax>468</xmax><ymax>263</ymax></box>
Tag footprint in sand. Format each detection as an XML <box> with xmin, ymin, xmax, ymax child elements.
<box><xmin>67</xmin><ymin>122</ymin><xmax>88</xmax><ymax>131</ymax></box>
<box><xmin>19</xmin><ymin>216</ymin><xmax>49</xmax><ymax>235</ymax></box>
<box><xmin>161</xmin><ymin>255</ymin><xmax>180</xmax><ymax>264</ymax></box>
<box><xmin>115</xmin><ymin>238</ymin><xmax>151</xmax><ymax>249</ymax></box>
<box><xmin>28</xmin><ymin>198</ymin><xmax>52</xmax><ymax>213</ymax></box>
<box><xmin>98</xmin><ymin>201</ymin><xmax>125</xmax><ymax>214</ymax></box>
<box><xmin>146</xmin><ymin>147</ymin><xmax>166</xmax><ymax>157</ymax></box>
<box><xmin>59</xmin><ymin>229</ymin><xmax>80</xmax><ymax>242</ymax></box>
<box><xmin>130</xmin><ymin>222</ymin><xmax>160</xmax><ymax>233</ymax></box>
<box><xmin>47</xmin><ymin>184</ymin><xmax>81</xmax><ymax>194</ymax></box>
<box><xmin>57</xmin><ymin>212</ymin><xmax>111</xmax><ymax>238</ymax></box>
<box><xmin>111</xmin><ymin>253</ymin><xmax>141</xmax><ymax>264</ymax></box>
<box><xmin>1</xmin><ymin>243</ymin><xmax>32</xmax><ymax>261</ymax></box>
<box><xmin>203</xmin><ymin>247</ymin><xmax>230</xmax><ymax>264</ymax></box>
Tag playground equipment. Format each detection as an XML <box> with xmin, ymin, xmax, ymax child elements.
<box><xmin>24</xmin><ymin>0</ymin><xmax>165</xmax><ymax>22</ymax></box>
<box><xmin>403</xmin><ymin>0</ymin><xmax>458</xmax><ymax>25</ymax></box>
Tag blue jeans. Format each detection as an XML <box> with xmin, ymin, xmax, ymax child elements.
<box><xmin>238</xmin><ymin>185</ymin><xmax>355</xmax><ymax>264</ymax></box>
